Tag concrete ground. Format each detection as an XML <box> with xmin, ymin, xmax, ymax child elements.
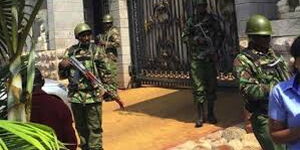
<box><xmin>102</xmin><ymin>87</ymin><xmax>244</xmax><ymax>150</ymax></box>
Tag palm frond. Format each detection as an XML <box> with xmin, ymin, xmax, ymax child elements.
<box><xmin>0</xmin><ymin>137</ymin><xmax>9</xmax><ymax>150</ymax></box>
<box><xmin>0</xmin><ymin>0</ymin><xmax>44</xmax><ymax>60</ymax></box>
<box><xmin>0</xmin><ymin>120</ymin><xmax>65</xmax><ymax>150</ymax></box>
<box><xmin>0</xmin><ymin>65</ymin><xmax>10</xmax><ymax>119</ymax></box>
<box><xmin>0</xmin><ymin>1</ymin><xmax>13</xmax><ymax>57</ymax></box>
<box><xmin>0</xmin><ymin>0</ymin><xmax>44</xmax><ymax>121</ymax></box>
<box><xmin>17</xmin><ymin>0</ymin><xmax>44</xmax><ymax>57</ymax></box>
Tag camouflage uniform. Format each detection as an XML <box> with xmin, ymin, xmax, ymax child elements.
<box><xmin>59</xmin><ymin>23</ymin><xmax>111</xmax><ymax>150</ymax></box>
<box><xmin>234</xmin><ymin>15</ymin><xmax>289</xmax><ymax>150</ymax></box>
<box><xmin>182</xmin><ymin>0</ymin><xmax>223</xmax><ymax>127</ymax></box>
<box><xmin>182</xmin><ymin>13</ymin><xmax>222</xmax><ymax>103</ymax></box>
<box><xmin>97</xmin><ymin>14</ymin><xmax>121</xmax><ymax>101</ymax></box>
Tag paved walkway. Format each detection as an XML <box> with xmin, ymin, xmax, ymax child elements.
<box><xmin>102</xmin><ymin>87</ymin><xmax>248</xmax><ymax>150</ymax></box>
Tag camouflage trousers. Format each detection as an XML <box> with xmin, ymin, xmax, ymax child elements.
<box><xmin>104</xmin><ymin>60</ymin><xmax>120</xmax><ymax>101</ymax></box>
<box><xmin>250</xmin><ymin>113</ymin><xmax>286</xmax><ymax>150</ymax></box>
<box><xmin>71</xmin><ymin>102</ymin><xmax>103</xmax><ymax>150</ymax></box>
<box><xmin>190</xmin><ymin>59</ymin><xmax>217</xmax><ymax>104</ymax></box>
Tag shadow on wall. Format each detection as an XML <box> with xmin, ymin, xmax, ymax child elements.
<box><xmin>121</xmin><ymin>87</ymin><xmax>244</xmax><ymax>128</ymax></box>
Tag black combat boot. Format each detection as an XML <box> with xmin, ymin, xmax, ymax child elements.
<box><xmin>195</xmin><ymin>103</ymin><xmax>204</xmax><ymax>128</ymax></box>
<box><xmin>207</xmin><ymin>101</ymin><xmax>217</xmax><ymax>124</ymax></box>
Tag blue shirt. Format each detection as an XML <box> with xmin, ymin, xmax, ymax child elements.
<box><xmin>269</xmin><ymin>75</ymin><xmax>300</xmax><ymax>150</ymax></box>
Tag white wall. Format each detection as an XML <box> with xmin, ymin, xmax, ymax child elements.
<box><xmin>47</xmin><ymin>0</ymin><xmax>84</xmax><ymax>50</ymax></box>
<box><xmin>110</xmin><ymin>0</ymin><xmax>132</xmax><ymax>89</ymax></box>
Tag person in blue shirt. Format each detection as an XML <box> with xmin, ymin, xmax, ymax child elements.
<box><xmin>269</xmin><ymin>36</ymin><xmax>300</xmax><ymax>150</ymax></box>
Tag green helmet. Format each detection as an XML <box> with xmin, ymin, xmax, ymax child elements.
<box><xmin>246</xmin><ymin>14</ymin><xmax>272</xmax><ymax>35</ymax></box>
<box><xmin>102</xmin><ymin>14</ymin><xmax>113</xmax><ymax>23</ymax></box>
<box><xmin>193</xmin><ymin>0</ymin><xmax>207</xmax><ymax>5</ymax></box>
<box><xmin>74</xmin><ymin>23</ymin><xmax>91</xmax><ymax>38</ymax></box>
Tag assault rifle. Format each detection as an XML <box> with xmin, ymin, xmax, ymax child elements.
<box><xmin>191</xmin><ymin>22</ymin><xmax>216</xmax><ymax>59</ymax></box>
<box><xmin>69</xmin><ymin>56</ymin><xmax>124</xmax><ymax>109</ymax></box>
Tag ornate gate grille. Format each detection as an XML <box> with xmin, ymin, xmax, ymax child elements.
<box><xmin>128</xmin><ymin>0</ymin><xmax>238</xmax><ymax>88</ymax></box>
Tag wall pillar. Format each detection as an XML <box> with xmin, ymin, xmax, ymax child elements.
<box><xmin>110</xmin><ymin>0</ymin><xmax>132</xmax><ymax>89</ymax></box>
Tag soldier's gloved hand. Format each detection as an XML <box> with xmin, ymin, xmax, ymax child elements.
<box><xmin>115</xmin><ymin>99</ymin><xmax>125</xmax><ymax>110</ymax></box>
<box><xmin>98</xmin><ymin>89</ymin><xmax>106</xmax><ymax>97</ymax></box>
<box><xmin>103</xmin><ymin>92</ymin><xmax>125</xmax><ymax>110</ymax></box>
<box><xmin>60</xmin><ymin>59</ymin><xmax>71</xmax><ymax>68</ymax></box>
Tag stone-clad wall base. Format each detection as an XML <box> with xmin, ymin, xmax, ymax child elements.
<box><xmin>35</xmin><ymin>49</ymin><xmax>65</xmax><ymax>80</ymax></box>
<box><xmin>36</xmin><ymin>50</ymin><xmax>58</xmax><ymax>80</ymax></box>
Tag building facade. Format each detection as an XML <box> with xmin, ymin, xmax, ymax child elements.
<box><xmin>34</xmin><ymin>0</ymin><xmax>300</xmax><ymax>89</ymax></box>
<box><xmin>34</xmin><ymin>0</ymin><xmax>131</xmax><ymax>89</ymax></box>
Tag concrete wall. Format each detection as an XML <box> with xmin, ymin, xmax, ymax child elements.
<box><xmin>235</xmin><ymin>0</ymin><xmax>279</xmax><ymax>37</ymax></box>
<box><xmin>109</xmin><ymin>0</ymin><xmax>132</xmax><ymax>89</ymax></box>
<box><xmin>47</xmin><ymin>0</ymin><xmax>84</xmax><ymax>50</ymax></box>
<box><xmin>35</xmin><ymin>0</ymin><xmax>85</xmax><ymax>80</ymax></box>
<box><xmin>38</xmin><ymin>0</ymin><xmax>132</xmax><ymax>89</ymax></box>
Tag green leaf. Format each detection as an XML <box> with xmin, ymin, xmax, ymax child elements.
<box><xmin>0</xmin><ymin>120</ymin><xmax>64</xmax><ymax>150</ymax></box>
<box><xmin>0</xmin><ymin>137</ymin><xmax>9</xmax><ymax>150</ymax></box>
<box><xmin>26</xmin><ymin>44</ymin><xmax>35</xmax><ymax>94</ymax></box>
<box><xmin>23</xmin><ymin>123</ymin><xmax>59</xmax><ymax>149</ymax></box>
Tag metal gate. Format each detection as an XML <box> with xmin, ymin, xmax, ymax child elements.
<box><xmin>128</xmin><ymin>0</ymin><xmax>239</xmax><ymax>88</ymax></box>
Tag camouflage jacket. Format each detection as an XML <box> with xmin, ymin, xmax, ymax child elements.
<box><xmin>97</xmin><ymin>26</ymin><xmax>121</xmax><ymax>62</ymax></box>
<box><xmin>182</xmin><ymin>13</ymin><xmax>223</xmax><ymax>60</ymax></box>
<box><xmin>58</xmin><ymin>43</ymin><xmax>112</xmax><ymax>104</ymax></box>
<box><xmin>234</xmin><ymin>48</ymin><xmax>290</xmax><ymax>113</ymax></box>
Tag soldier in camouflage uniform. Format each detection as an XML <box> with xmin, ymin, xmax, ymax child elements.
<box><xmin>58</xmin><ymin>23</ymin><xmax>111</xmax><ymax>150</ymax></box>
<box><xmin>234</xmin><ymin>15</ymin><xmax>289</xmax><ymax>150</ymax></box>
<box><xmin>97</xmin><ymin>14</ymin><xmax>121</xmax><ymax>102</ymax></box>
<box><xmin>182</xmin><ymin>0</ymin><xmax>223</xmax><ymax>128</ymax></box>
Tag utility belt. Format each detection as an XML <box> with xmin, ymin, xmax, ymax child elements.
<box><xmin>245</xmin><ymin>99</ymin><xmax>268</xmax><ymax>115</ymax></box>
